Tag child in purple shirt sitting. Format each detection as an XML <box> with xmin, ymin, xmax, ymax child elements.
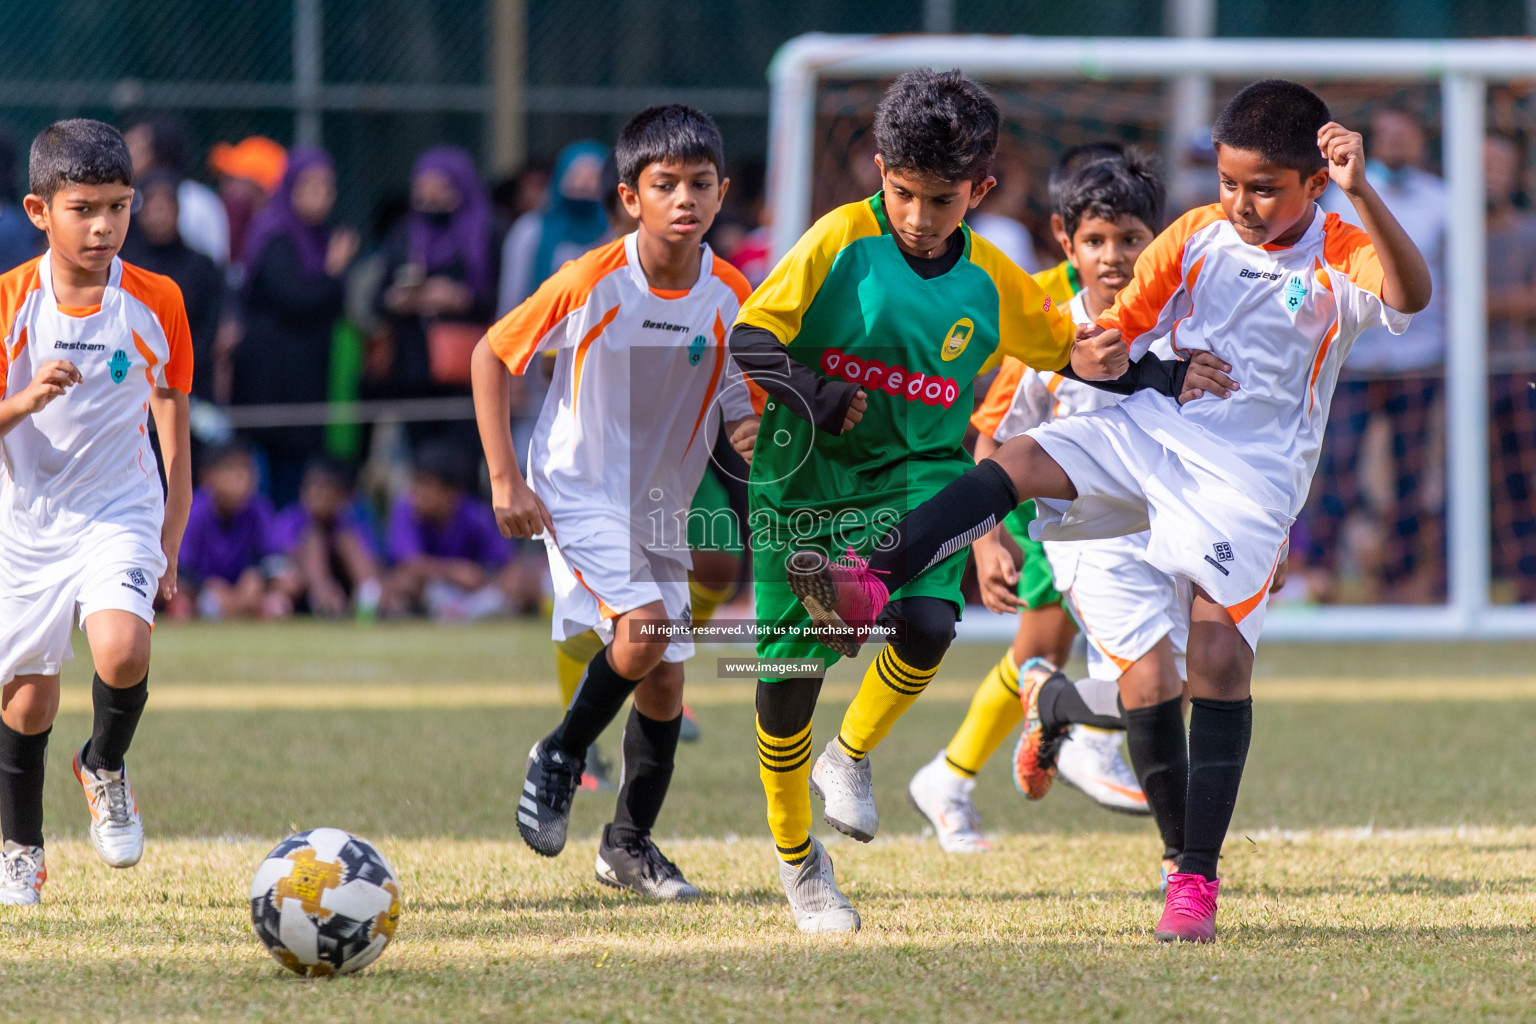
<box><xmin>272</xmin><ymin>457</ymin><xmax>384</xmax><ymax>618</ymax></box>
<box><xmin>381</xmin><ymin>441</ymin><xmax>538</xmax><ymax>620</ymax></box>
<box><xmin>175</xmin><ymin>442</ymin><xmax>297</xmax><ymax>620</ymax></box>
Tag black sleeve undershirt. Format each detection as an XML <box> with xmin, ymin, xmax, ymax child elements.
<box><xmin>1056</xmin><ymin>350</ymin><xmax>1190</xmax><ymax>397</ymax></box>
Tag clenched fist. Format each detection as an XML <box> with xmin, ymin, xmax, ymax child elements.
<box><xmin>1070</xmin><ymin>323</ymin><xmax>1129</xmax><ymax>381</ymax></box>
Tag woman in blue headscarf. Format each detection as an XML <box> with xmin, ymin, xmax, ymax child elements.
<box><xmin>496</xmin><ymin>140</ymin><xmax>610</xmax><ymax>315</ymax></box>
<box><xmin>233</xmin><ymin>146</ymin><xmax>359</xmax><ymax>503</ymax></box>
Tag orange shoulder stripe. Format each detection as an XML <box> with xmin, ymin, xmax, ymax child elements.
<box><xmin>0</xmin><ymin>257</ymin><xmax>43</xmax><ymax>392</ymax></box>
<box><xmin>970</xmin><ymin>356</ymin><xmax>1026</xmax><ymax>437</ymax></box>
<box><xmin>488</xmin><ymin>237</ymin><xmax>627</xmax><ymax>374</ymax></box>
<box><xmin>120</xmin><ymin>261</ymin><xmax>194</xmax><ymax>392</ymax></box>
<box><xmin>710</xmin><ymin>257</ymin><xmax>753</xmax><ymax>304</ymax></box>
<box><xmin>1320</xmin><ymin>212</ymin><xmax>1387</xmax><ymax>298</ymax></box>
<box><xmin>1100</xmin><ymin>205</ymin><xmax>1225</xmax><ymax>342</ymax></box>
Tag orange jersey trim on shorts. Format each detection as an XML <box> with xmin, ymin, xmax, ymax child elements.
<box><xmin>1225</xmin><ymin>546</ymin><xmax>1286</xmax><ymax>625</ymax></box>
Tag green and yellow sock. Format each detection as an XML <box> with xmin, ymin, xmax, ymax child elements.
<box><xmin>757</xmin><ymin>717</ymin><xmax>814</xmax><ymax>864</ymax></box>
<box><xmin>837</xmin><ymin>647</ymin><xmax>939</xmax><ymax>761</ymax></box>
<box><xmin>688</xmin><ymin>576</ymin><xmax>732</xmax><ymax>628</ymax></box>
<box><xmin>943</xmin><ymin>653</ymin><xmax>1023</xmax><ymax>778</ymax></box>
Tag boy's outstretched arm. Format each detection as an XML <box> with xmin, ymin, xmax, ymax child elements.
<box><xmin>148</xmin><ymin>387</ymin><xmax>193</xmax><ymax>601</ymax></box>
<box><xmin>1320</xmin><ymin>122</ymin><xmax>1432</xmax><ymax>314</ymax></box>
<box><xmin>471</xmin><ymin>335</ymin><xmax>554</xmax><ymax>540</ymax></box>
<box><xmin>728</xmin><ymin>324</ymin><xmax>864</xmax><ymax>435</ymax></box>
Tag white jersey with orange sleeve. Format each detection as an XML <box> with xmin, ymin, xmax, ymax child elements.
<box><xmin>485</xmin><ymin>232</ymin><xmax>754</xmax><ymax>659</ymax></box>
<box><xmin>1099</xmin><ymin>204</ymin><xmax>1411</xmax><ymax>517</ymax></box>
<box><xmin>977</xmin><ymin>293</ymin><xmax>1190</xmax><ymax>679</ymax></box>
<box><xmin>0</xmin><ymin>252</ymin><xmax>193</xmax><ymax>684</ymax></box>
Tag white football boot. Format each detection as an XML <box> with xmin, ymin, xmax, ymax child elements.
<box><xmin>0</xmin><ymin>843</ymin><xmax>45</xmax><ymax>905</ymax></box>
<box><xmin>1054</xmin><ymin>726</ymin><xmax>1150</xmax><ymax>816</ymax></box>
<box><xmin>907</xmin><ymin>751</ymin><xmax>990</xmax><ymax>853</ymax></box>
<box><xmin>778</xmin><ymin>836</ymin><xmax>860</xmax><ymax>934</ymax></box>
<box><xmin>73</xmin><ymin>745</ymin><xmax>145</xmax><ymax>867</ymax></box>
<box><xmin>809</xmin><ymin>740</ymin><xmax>878</xmax><ymax>842</ymax></box>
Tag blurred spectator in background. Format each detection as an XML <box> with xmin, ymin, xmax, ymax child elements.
<box><xmin>174</xmin><ymin>442</ymin><xmax>296</xmax><ymax>621</ymax></box>
<box><xmin>120</xmin><ymin>170</ymin><xmax>226</xmax><ymax>405</ymax></box>
<box><xmin>719</xmin><ymin>159</ymin><xmax>772</xmax><ymax>286</ymax></box>
<box><xmin>497</xmin><ymin>140</ymin><xmax>608</xmax><ymax>314</ymax></box>
<box><xmin>969</xmin><ymin>141</ymin><xmax>1039</xmax><ymax>272</ymax></box>
<box><xmin>381</xmin><ymin>442</ymin><xmax>538</xmax><ymax>621</ymax></box>
<box><xmin>1305</xmin><ymin>108</ymin><xmax>1448</xmax><ymax>603</ymax></box>
<box><xmin>208</xmin><ymin>135</ymin><xmax>287</xmax><ymax>276</ymax></box>
<box><xmin>374</xmin><ymin>146</ymin><xmax>500</xmax><ymax>437</ymax></box>
<box><xmin>232</xmin><ymin>147</ymin><xmax>359</xmax><ymax>505</ymax></box>
<box><xmin>491</xmin><ymin>158</ymin><xmax>552</xmax><ymax>226</ymax></box>
<box><xmin>0</xmin><ymin>125</ymin><xmax>41</xmax><ymax>271</ymax></box>
<box><xmin>1483</xmin><ymin>134</ymin><xmax>1536</xmax><ymax>602</ymax></box>
<box><xmin>123</xmin><ymin>115</ymin><xmax>230</xmax><ymax>265</ymax></box>
<box><xmin>272</xmin><ymin>456</ymin><xmax>383</xmax><ymax>619</ymax></box>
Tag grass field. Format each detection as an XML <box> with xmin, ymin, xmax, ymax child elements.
<box><xmin>7</xmin><ymin>621</ymin><xmax>1536</xmax><ymax>1022</ymax></box>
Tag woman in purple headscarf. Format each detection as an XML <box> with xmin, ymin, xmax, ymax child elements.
<box><xmin>231</xmin><ymin>147</ymin><xmax>359</xmax><ymax>503</ymax></box>
<box><xmin>374</xmin><ymin>145</ymin><xmax>501</xmax><ymax>414</ymax></box>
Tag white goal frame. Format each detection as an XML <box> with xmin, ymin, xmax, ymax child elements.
<box><xmin>765</xmin><ymin>33</ymin><xmax>1536</xmax><ymax>642</ymax></box>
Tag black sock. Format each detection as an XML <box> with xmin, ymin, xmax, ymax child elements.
<box><xmin>1181</xmin><ymin>696</ymin><xmax>1252</xmax><ymax>880</ymax></box>
<box><xmin>1037</xmin><ymin>673</ymin><xmax>1125</xmax><ymax>731</ymax></box>
<box><xmin>609</xmin><ymin>707</ymin><xmax>682</xmax><ymax>845</ymax></box>
<box><xmin>867</xmin><ymin>459</ymin><xmax>1018</xmax><ymax>589</ymax></box>
<box><xmin>84</xmin><ymin>673</ymin><xmax>148</xmax><ymax>774</ymax></box>
<box><xmin>1125</xmin><ymin>697</ymin><xmax>1188</xmax><ymax>864</ymax></box>
<box><xmin>551</xmin><ymin>648</ymin><xmax>643</xmax><ymax>759</ymax></box>
<box><xmin>0</xmin><ymin>723</ymin><xmax>48</xmax><ymax>848</ymax></box>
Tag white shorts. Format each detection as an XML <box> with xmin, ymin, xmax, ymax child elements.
<box><xmin>1046</xmin><ymin>534</ymin><xmax>1190</xmax><ymax>681</ymax></box>
<box><xmin>0</xmin><ymin>522</ymin><xmax>164</xmax><ymax>685</ymax></box>
<box><xmin>1028</xmin><ymin>404</ymin><xmax>1290</xmax><ymax>653</ymax></box>
<box><xmin>544</xmin><ymin>516</ymin><xmax>693</xmax><ymax>663</ymax></box>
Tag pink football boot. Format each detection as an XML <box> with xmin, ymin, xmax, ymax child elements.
<box><xmin>785</xmin><ymin>547</ymin><xmax>890</xmax><ymax>657</ymax></box>
<box><xmin>1155</xmin><ymin>872</ymin><xmax>1220</xmax><ymax>943</ymax></box>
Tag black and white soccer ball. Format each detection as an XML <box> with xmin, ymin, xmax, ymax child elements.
<box><xmin>249</xmin><ymin>828</ymin><xmax>402</xmax><ymax>977</ymax></box>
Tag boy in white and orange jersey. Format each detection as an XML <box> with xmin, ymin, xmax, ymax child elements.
<box><xmin>0</xmin><ymin>120</ymin><xmax>194</xmax><ymax>904</ymax></box>
<box><xmin>472</xmin><ymin>106</ymin><xmax>757</xmax><ymax>899</ymax></box>
<box><xmin>786</xmin><ymin>80</ymin><xmax>1431</xmax><ymax>943</ymax></box>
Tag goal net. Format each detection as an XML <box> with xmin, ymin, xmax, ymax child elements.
<box><xmin>763</xmin><ymin>35</ymin><xmax>1536</xmax><ymax>641</ymax></box>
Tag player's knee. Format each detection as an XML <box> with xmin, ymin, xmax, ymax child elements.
<box><xmin>1</xmin><ymin>677</ymin><xmax>60</xmax><ymax>734</ymax></box>
<box><xmin>884</xmin><ymin>598</ymin><xmax>955</xmax><ymax>671</ymax></box>
<box><xmin>633</xmin><ymin>662</ymin><xmax>684</xmax><ymax>719</ymax></box>
<box><xmin>992</xmin><ymin>436</ymin><xmax>1068</xmax><ymax>502</ymax></box>
<box><xmin>609</xmin><ymin>605</ymin><xmax>671</xmax><ymax>680</ymax></box>
<box><xmin>87</xmin><ymin>622</ymin><xmax>152</xmax><ymax>687</ymax></box>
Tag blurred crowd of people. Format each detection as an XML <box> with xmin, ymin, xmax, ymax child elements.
<box><xmin>0</xmin><ymin>106</ymin><xmax>1530</xmax><ymax>617</ymax></box>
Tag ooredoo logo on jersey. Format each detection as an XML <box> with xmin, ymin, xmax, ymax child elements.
<box><xmin>820</xmin><ymin>348</ymin><xmax>960</xmax><ymax>408</ymax></box>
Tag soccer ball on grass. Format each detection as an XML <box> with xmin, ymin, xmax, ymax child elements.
<box><xmin>249</xmin><ymin>827</ymin><xmax>402</xmax><ymax>977</ymax></box>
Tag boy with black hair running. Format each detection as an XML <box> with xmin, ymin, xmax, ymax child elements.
<box><xmin>473</xmin><ymin>105</ymin><xmax>758</xmax><ymax>899</ymax></box>
<box><xmin>787</xmin><ymin>80</ymin><xmax>1431</xmax><ymax>942</ymax></box>
<box><xmin>729</xmin><ymin>69</ymin><xmax>1218</xmax><ymax>933</ymax></box>
<box><xmin>0</xmin><ymin>119</ymin><xmax>195</xmax><ymax>903</ymax></box>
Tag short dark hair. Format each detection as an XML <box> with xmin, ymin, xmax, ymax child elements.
<box><xmin>1059</xmin><ymin>148</ymin><xmax>1166</xmax><ymax>238</ymax></box>
<box><xmin>411</xmin><ymin>439</ymin><xmax>474</xmax><ymax>492</ymax></box>
<box><xmin>29</xmin><ymin>118</ymin><xmax>133</xmax><ymax>200</ymax></box>
<box><xmin>1048</xmin><ymin>141</ymin><xmax>1126</xmax><ymax>214</ymax></box>
<box><xmin>302</xmin><ymin>454</ymin><xmax>356</xmax><ymax>491</ymax></box>
<box><xmin>615</xmin><ymin>105</ymin><xmax>725</xmax><ymax>189</ymax></box>
<box><xmin>873</xmin><ymin>68</ymin><xmax>999</xmax><ymax>184</ymax></box>
<box><xmin>201</xmin><ymin>440</ymin><xmax>253</xmax><ymax>475</ymax></box>
<box><xmin>125</xmin><ymin>115</ymin><xmax>191</xmax><ymax>175</ymax></box>
<box><xmin>1211</xmin><ymin>79</ymin><xmax>1330</xmax><ymax>175</ymax></box>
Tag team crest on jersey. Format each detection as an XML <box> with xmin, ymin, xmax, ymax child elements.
<box><xmin>108</xmin><ymin>349</ymin><xmax>130</xmax><ymax>384</ymax></box>
<box><xmin>1282</xmin><ymin>273</ymin><xmax>1308</xmax><ymax>313</ymax></box>
<box><xmin>940</xmin><ymin>318</ymin><xmax>974</xmax><ymax>362</ymax></box>
<box><xmin>688</xmin><ymin>334</ymin><xmax>706</xmax><ymax>366</ymax></box>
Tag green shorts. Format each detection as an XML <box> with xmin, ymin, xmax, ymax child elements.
<box><xmin>752</xmin><ymin>548</ymin><xmax>967</xmax><ymax>678</ymax></box>
<box><xmin>687</xmin><ymin>467</ymin><xmax>742</xmax><ymax>555</ymax></box>
<box><xmin>1001</xmin><ymin>500</ymin><xmax>1063</xmax><ymax>610</ymax></box>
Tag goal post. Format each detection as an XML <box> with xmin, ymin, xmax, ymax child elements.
<box><xmin>764</xmin><ymin>34</ymin><xmax>1536</xmax><ymax>642</ymax></box>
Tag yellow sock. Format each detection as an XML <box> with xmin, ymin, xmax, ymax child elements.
<box><xmin>758</xmin><ymin>717</ymin><xmax>814</xmax><ymax>863</ymax></box>
<box><xmin>837</xmin><ymin>647</ymin><xmax>939</xmax><ymax>761</ymax></box>
<box><xmin>688</xmin><ymin>576</ymin><xmax>732</xmax><ymax>627</ymax></box>
<box><xmin>553</xmin><ymin>630</ymin><xmax>606</xmax><ymax>709</ymax></box>
<box><xmin>944</xmin><ymin>653</ymin><xmax>1024</xmax><ymax>777</ymax></box>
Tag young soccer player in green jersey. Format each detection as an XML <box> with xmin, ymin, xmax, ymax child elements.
<box><xmin>728</xmin><ymin>69</ymin><xmax>1200</xmax><ymax>934</ymax></box>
